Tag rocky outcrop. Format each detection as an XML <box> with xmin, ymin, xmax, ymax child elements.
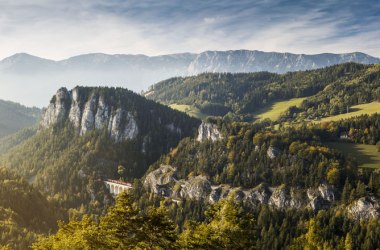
<box><xmin>109</xmin><ymin>109</ymin><xmax>139</xmax><ymax>141</ymax></box>
<box><xmin>180</xmin><ymin>176</ymin><xmax>212</xmax><ymax>201</ymax></box>
<box><xmin>348</xmin><ymin>197</ymin><xmax>380</xmax><ymax>220</ymax></box>
<box><xmin>307</xmin><ymin>184</ymin><xmax>335</xmax><ymax>210</ymax></box>
<box><xmin>197</xmin><ymin>122</ymin><xmax>223</xmax><ymax>142</ymax></box>
<box><xmin>143</xmin><ymin>166</ymin><xmax>337</xmax><ymax>211</ymax></box>
<box><xmin>318</xmin><ymin>184</ymin><xmax>335</xmax><ymax>202</ymax></box>
<box><xmin>269</xmin><ymin>185</ymin><xmax>290</xmax><ymax>208</ymax></box>
<box><xmin>143</xmin><ymin>165</ymin><xmax>177</xmax><ymax>195</ymax></box>
<box><xmin>144</xmin><ymin>165</ymin><xmax>176</xmax><ymax>194</ymax></box>
<box><xmin>247</xmin><ymin>183</ymin><xmax>271</xmax><ymax>204</ymax></box>
<box><xmin>41</xmin><ymin>88</ymin><xmax>70</xmax><ymax>127</ymax></box>
<box><xmin>267</xmin><ymin>146</ymin><xmax>281</xmax><ymax>159</ymax></box>
<box><xmin>68</xmin><ymin>87</ymin><xmax>82</xmax><ymax>129</ymax></box>
<box><xmin>40</xmin><ymin>87</ymin><xmax>139</xmax><ymax>142</ymax></box>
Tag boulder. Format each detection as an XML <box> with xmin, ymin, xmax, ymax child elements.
<box><xmin>348</xmin><ymin>197</ymin><xmax>380</xmax><ymax>220</ymax></box>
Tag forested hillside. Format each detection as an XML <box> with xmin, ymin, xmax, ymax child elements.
<box><xmin>0</xmin><ymin>99</ymin><xmax>40</xmax><ymax>138</ymax></box>
<box><xmin>32</xmin><ymin>113</ymin><xmax>380</xmax><ymax>249</ymax></box>
<box><xmin>147</xmin><ymin>63</ymin><xmax>380</xmax><ymax>122</ymax></box>
<box><xmin>0</xmin><ymin>168</ymin><xmax>60</xmax><ymax>249</ymax></box>
<box><xmin>0</xmin><ymin>87</ymin><xmax>200</xmax><ymax>214</ymax></box>
<box><xmin>2</xmin><ymin>65</ymin><xmax>380</xmax><ymax>248</ymax></box>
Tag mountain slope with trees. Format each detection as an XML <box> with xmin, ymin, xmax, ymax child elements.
<box><xmin>0</xmin><ymin>86</ymin><xmax>200</xmax><ymax>214</ymax></box>
<box><xmin>0</xmin><ymin>168</ymin><xmax>60</xmax><ymax>249</ymax></box>
<box><xmin>146</xmin><ymin>63</ymin><xmax>380</xmax><ymax>122</ymax></box>
<box><xmin>0</xmin><ymin>99</ymin><xmax>40</xmax><ymax>138</ymax></box>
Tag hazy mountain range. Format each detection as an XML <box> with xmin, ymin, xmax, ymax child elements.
<box><xmin>0</xmin><ymin>50</ymin><xmax>379</xmax><ymax>107</ymax></box>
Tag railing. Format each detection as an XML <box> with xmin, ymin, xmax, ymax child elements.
<box><xmin>105</xmin><ymin>179</ymin><xmax>132</xmax><ymax>187</ymax></box>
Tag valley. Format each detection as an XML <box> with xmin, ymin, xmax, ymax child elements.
<box><xmin>2</xmin><ymin>1</ymin><xmax>380</xmax><ymax>248</ymax></box>
<box><xmin>0</xmin><ymin>62</ymin><xmax>380</xmax><ymax>249</ymax></box>
<box><xmin>1</xmin><ymin>50</ymin><xmax>379</xmax><ymax>107</ymax></box>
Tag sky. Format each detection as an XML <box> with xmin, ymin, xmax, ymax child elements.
<box><xmin>0</xmin><ymin>0</ymin><xmax>380</xmax><ymax>60</ymax></box>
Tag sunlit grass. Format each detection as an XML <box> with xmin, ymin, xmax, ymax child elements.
<box><xmin>326</xmin><ymin>142</ymin><xmax>380</xmax><ymax>169</ymax></box>
<box><xmin>319</xmin><ymin>102</ymin><xmax>380</xmax><ymax>123</ymax></box>
<box><xmin>169</xmin><ymin>104</ymin><xmax>207</xmax><ymax>119</ymax></box>
<box><xmin>253</xmin><ymin>97</ymin><xmax>306</xmax><ymax>121</ymax></box>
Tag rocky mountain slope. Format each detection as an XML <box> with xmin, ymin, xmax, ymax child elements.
<box><xmin>1</xmin><ymin>50</ymin><xmax>379</xmax><ymax>107</ymax></box>
<box><xmin>141</xmin><ymin>117</ymin><xmax>380</xmax><ymax>221</ymax></box>
<box><xmin>0</xmin><ymin>86</ymin><xmax>200</xmax><ymax>212</ymax></box>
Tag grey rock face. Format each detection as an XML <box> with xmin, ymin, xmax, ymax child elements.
<box><xmin>267</xmin><ymin>146</ymin><xmax>281</xmax><ymax>159</ymax></box>
<box><xmin>197</xmin><ymin>122</ymin><xmax>223</xmax><ymax>142</ymax></box>
<box><xmin>142</xmin><ymin>167</ymin><xmax>337</xmax><ymax>212</ymax></box>
<box><xmin>348</xmin><ymin>197</ymin><xmax>380</xmax><ymax>220</ymax></box>
<box><xmin>40</xmin><ymin>87</ymin><xmax>139</xmax><ymax>142</ymax></box>
<box><xmin>109</xmin><ymin>109</ymin><xmax>139</xmax><ymax>142</ymax></box>
<box><xmin>40</xmin><ymin>88</ymin><xmax>70</xmax><ymax>127</ymax></box>
<box><xmin>143</xmin><ymin>165</ymin><xmax>177</xmax><ymax>194</ymax></box>
<box><xmin>180</xmin><ymin>176</ymin><xmax>212</xmax><ymax>201</ymax></box>
<box><xmin>68</xmin><ymin>87</ymin><xmax>82</xmax><ymax>129</ymax></box>
<box><xmin>306</xmin><ymin>184</ymin><xmax>336</xmax><ymax>211</ymax></box>
<box><xmin>269</xmin><ymin>186</ymin><xmax>289</xmax><ymax>208</ymax></box>
<box><xmin>209</xmin><ymin>187</ymin><xmax>223</xmax><ymax>203</ymax></box>
<box><xmin>80</xmin><ymin>94</ymin><xmax>97</xmax><ymax>135</ymax></box>
<box><xmin>95</xmin><ymin>95</ymin><xmax>110</xmax><ymax>130</ymax></box>
<box><xmin>318</xmin><ymin>184</ymin><xmax>335</xmax><ymax>202</ymax></box>
<box><xmin>247</xmin><ymin>184</ymin><xmax>271</xmax><ymax>204</ymax></box>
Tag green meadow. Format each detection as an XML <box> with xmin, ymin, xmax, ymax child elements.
<box><xmin>169</xmin><ymin>104</ymin><xmax>207</xmax><ymax>119</ymax></box>
<box><xmin>253</xmin><ymin>97</ymin><xmax>306</xmax><ymax>121</ymax></box>
<box><xmin>319</xmin><ymin>102</ymin><xmax>380</xmax><ymax>123</ymax></box>
<box><xmin>326</xmin><ymin>142</ymin><xmax>380</xmax><ymax>169</ymax></box>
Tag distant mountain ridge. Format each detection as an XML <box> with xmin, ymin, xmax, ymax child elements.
<box><xmin>2</xmin><ymin>50</ymin><xmax>379</xmax><ymax>74</ymax></box>
<box><xmin>0</xmin><ymin>50</ymin><xmax>379</xmax><ymax>107</ymax></box>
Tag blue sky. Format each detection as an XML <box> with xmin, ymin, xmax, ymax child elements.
<box><xmin>0</xmin><ymin>0</ymin><xmax>379</xmax><ymax>59</ymax></box>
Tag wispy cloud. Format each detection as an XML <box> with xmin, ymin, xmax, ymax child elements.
<box><xmin>0</xmin><ymin>0</ymin><xmax>379</xmax><ymax>59</ymax></box>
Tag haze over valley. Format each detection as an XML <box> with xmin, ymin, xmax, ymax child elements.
<box><xmin>1</xmin><ymin>50</ymin><xmax>379</xmax><ymax>107</ymax></box>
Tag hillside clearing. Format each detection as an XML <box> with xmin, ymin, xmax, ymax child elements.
<box><xmin>326</xmin><ymin>142</ymin><xmax>380</xmax><ymax>169</ymax></box>
<box><xmin>253</xmin><ymin>97</ymin><xmax>306</xmax><ymax>121</ymax></box>
<box><xmin>319</xmin><ymin>102</ymin><xmax>380</xmax><ymax>123</ymax></box>
<box><xmin>169</xmin><ymin>104</ymin><xmax>207</xmax><ymax>119</ymax></box>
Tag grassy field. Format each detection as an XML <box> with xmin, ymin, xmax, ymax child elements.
<box><xmin>169</xmin><ymin>104</ymin><xmax>207</xmax><ymax>119</ymax></box>
<box><xmin>326</xmin><ymin>142</ymin><xmax>380</xmax><ymax>169</ymax></box>
<box><xmin>319</xmin><ymin>102</ymin><xmax>380</xmax><ymax>123</ymax></box>
<box><xmin>253</xmin><ymin>97</ymin><xmax>306</xmax><ymax>121</ymax></box>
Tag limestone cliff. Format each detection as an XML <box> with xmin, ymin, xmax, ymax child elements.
<box><xmin>197</xmin><ymin>122</ymin><xmax>223</xmax><ymax>142</ymax></box>
<box><xmin>144</xmin><ymin>165</ymin><xmax>337</xmax><ymax>211</ymax></box>
<box><xmin>41</xmin><ymin>87</ymin><xmax>139</xmax><ymax>142</ymax></box>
